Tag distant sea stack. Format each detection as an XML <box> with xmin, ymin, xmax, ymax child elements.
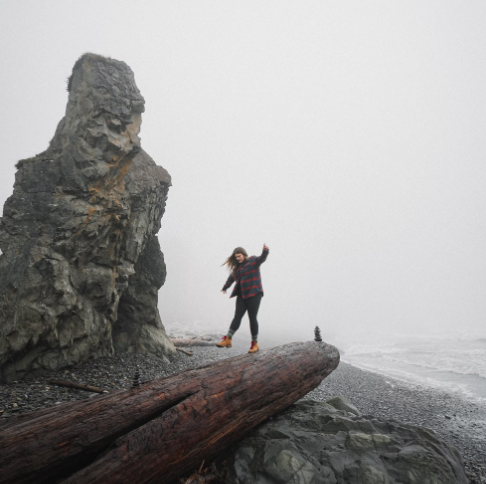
<box><xmin>0</xmin><ymin>54</ymin><xmax>176</xmax><ymax>382</ymax></box>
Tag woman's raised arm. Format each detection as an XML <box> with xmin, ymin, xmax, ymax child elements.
<box><xmin>256</xmin><ymin>244</ymin><xmax>269</xmax><ymax>267</ymax></box>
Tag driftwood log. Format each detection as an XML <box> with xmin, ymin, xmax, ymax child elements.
<box><xmin>48</xmin><ymin>379</ymin><xmax>107</xmax><ymax>394</ymax></box>
<box><xmin>0</xmin><ymin>341</ymin><xmax>339</xmax><ymax>484</ymax></box>
<box><xmin>176</xmin><ymin>347</ymin><xmax>194</xmax><ymax>356</ymax></box>
<box><xmin>172</xmin><ymin>338</ymin><xmax>215</xmax><ymax>347</ymax></box>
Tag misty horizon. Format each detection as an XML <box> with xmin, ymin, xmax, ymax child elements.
<box><xmin>1</xmin><ymin>1</ymin><xmax>485</xmax><ymax>348</ymax></box>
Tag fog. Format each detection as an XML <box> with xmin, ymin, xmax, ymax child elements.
<box><xmin>1</xmin><ymin>1</ymin><xmax>485</xmax><ymax>348</ymax></box>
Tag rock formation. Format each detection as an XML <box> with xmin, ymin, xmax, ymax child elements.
<box><xmin>223</xmin><ymin>399</ymin><xmax>468</xmax><ymax>483</ymax></box>
<box><xmin>0</xmin><ymin>53</ymin><xmax>176</xmax><ymax>382</ymax></box>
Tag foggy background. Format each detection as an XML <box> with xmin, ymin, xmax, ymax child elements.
<box><xmin>1</xmin><ymin>1</ymin><xmax>485</xmax><ymax>347</ymax></box>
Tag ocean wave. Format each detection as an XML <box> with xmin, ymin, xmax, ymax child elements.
<box><xmin>377</xmin><ymin>353</ymin><xmax>486</xmax><ymax>380</ymax></box>
<box><xmin>341</xmin><ymin>338</ymin><xmax>486</xmax><ymax>380</ymax></box>
<box><xmin>343</xmin><ymin>358</ymin><xmax>486</xmax><ymax>403</ymax></box>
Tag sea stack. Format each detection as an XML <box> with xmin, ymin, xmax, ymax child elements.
<box><xmin>0</xmin><ymin>54</ymin><xmax>176</xmax><ymax>382</ymax></box>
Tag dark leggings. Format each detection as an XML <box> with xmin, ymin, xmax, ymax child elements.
<box><xmin>229</xmin><ymin>292</ymin><xmax>263</xmax><ymax>341</ymax></box>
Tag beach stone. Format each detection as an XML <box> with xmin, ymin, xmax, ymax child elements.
<box><xmin>224</xmin><ymin>399</ymin><xmax>468</xmax><ymax>484</ymax></box>
<box><xmin>326</xmin><ymin>395</ymin><xmax>360</xmax><ymax>416</ymax></box>
<box><xmin>0</xmin><ymin>53</ymin><xmax>176</xmax><ymax>382</ymax></box>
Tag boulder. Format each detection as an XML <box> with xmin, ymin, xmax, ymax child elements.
<box><xmin>0</xmin><ymin>53</ymin><xmax>176</xmax><ymax>382</ymax></box>
<box><xmin>224</xmin><ymin>399</ymin><xmax>468</xmax><ymax>484</ymax></box>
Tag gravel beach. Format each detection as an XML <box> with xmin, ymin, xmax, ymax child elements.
<box><xmin>1</xmin><ymin>343</ymin><xmax>485</xmax><ymax>483</ymax></box>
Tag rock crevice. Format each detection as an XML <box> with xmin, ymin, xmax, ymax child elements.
<box><xmin>0</xmin><ymin>53</ymin><xmax>175</xmax><ymax>382</ymax></box>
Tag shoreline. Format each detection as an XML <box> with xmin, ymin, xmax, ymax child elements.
<box><xmin>1</xmin><ymin>344</ymin><xmax>485</xmax><ymax>482</ymax></box>
<box><xmin>340</xmin><ymin>355</ymin><xmax>486</xmax><ymax>404</ymax></box>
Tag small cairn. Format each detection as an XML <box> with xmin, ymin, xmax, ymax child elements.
<box><xmin>132</xmin><ymin>367</ymin><xmax>141</xmax><ymax>388</ymax></box>
<box><xmin>314</xmin><ymin>326</ymin><xmax>322</xmax><ymax>342</ymax></box>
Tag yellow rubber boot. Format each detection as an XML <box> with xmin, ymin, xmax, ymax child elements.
<box><xmin>248</xmin><ymin>341</ymin><xmax>259</xmax><ymax>353</ymax></box>
<box><xmin>216</xmin><ymin>336</ymin><xmax>232</xmax><ymax>348</ymax></box>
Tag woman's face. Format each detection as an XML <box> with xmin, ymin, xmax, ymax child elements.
<box><xmin>235</xmin><ymin>253</ymin><xmax>245</xmax><ymax>263</ymax></box>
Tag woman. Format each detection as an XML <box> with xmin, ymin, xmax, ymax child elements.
<box><xmin>217</xmin><ymin>244</ymin><xmax>269</xmax><ymax>353</ymax></box>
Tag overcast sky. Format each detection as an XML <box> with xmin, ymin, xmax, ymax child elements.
<box><xmin>1</xmin><ymin>1</ymin><xmax>485</xmax><ymax>346</ymax></box>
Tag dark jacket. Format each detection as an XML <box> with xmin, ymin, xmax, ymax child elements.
<box><xmin>222</xmin><ymin>249</ymin><xmax>269</xmax><ymax>299</ymax></box>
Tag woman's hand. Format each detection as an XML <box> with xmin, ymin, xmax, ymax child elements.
<box><xmin>263</xmin><ymin>244</ymin><xmax>269</xmax><ymax>251</ymax></box>
<box><xmin>221</xmin><ymin>289</ymin><xmax>227</xmax><ymax>294</ymax></box>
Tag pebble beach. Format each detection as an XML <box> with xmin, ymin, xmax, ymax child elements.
<box><xmin>1</xmin><ymin>343</ymin><xmax>485</xmax><ymax>483</ymax></box>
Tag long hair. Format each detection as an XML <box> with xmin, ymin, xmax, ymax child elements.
<box><xmin>222</xmin><ymin>247</ymin><xmax>248</xmax><ymax>277</ymax></box>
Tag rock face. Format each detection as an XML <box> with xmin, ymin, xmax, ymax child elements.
<box><xmin>0</xmin><ymin>54</ymin><xmax>176</xmax><ymax>382</ymax></box>
<box><xmin>224</xmin><ymin>399</ymin><xmax>468</xmax><ymax>484</ymax></box>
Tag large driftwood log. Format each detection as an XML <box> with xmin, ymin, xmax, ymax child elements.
<box><xmin>0</xmin><ymin>341</ymin><xmax>339</xmax><ymax>484</ymax></box>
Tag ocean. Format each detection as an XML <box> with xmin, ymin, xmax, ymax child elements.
<box><xmin>338</xmin><ymin>332</ymin><xmax>486</xmax><ymax>403</ymax></box>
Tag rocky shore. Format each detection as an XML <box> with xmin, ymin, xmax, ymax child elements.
<box><xmin>309</xmin><ymin>361</ymin><xmax>486</xmax><ymax>484</ymax></box>
<box><xmin>0</xmin><ymin>343</ymin><xmax>484</xmax><ymax>483</ymax></box>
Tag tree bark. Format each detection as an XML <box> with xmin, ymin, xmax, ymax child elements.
<box><xmin>0</xmin><ymin>341</ymin><xmax>339</xmax><ymax>484</ymax></box>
